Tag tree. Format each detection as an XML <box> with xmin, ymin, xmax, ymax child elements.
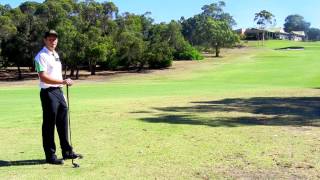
<box><xmin>284</xmin><ymin>14</ymin><xmax>310</xmax><ymax>33</ymax></box>
<box><xmin>146</xmin><ymin>23</ymin><xmax>173</xmax><ymax>68</ymax></box>
<box><xmin>146</xmin><ymin>41</ymin><xmax>173</xmax><ymax>69</ymax></box>
<box><xmin>85</xmin><ymin>26</ymin><xmax>111</xmax><ymax>75</ymax></box>
<box><xmin>1</xmin><ymin>33</ymin><xmax>30</xmax><ymax>79</ymax></box>
<box><xmin>70</xmin><ymin>32</ymin><xmax>88</xmax><ymax>78</ymax></box>
<box><xmin>77</xmin><ymin>0</ymin><xmax>103</xmax><ymax>30</ymax></box>
<box><xmin>100</xmin><ymin>1</ymin><xmax>118</xmax><ymax>35</ymax></box>
<box><xmin>87</xmin><ymin>41</ymin><xmax>109</xmax><ymax>75</ymax></box>
<box><xmin>201</xmin><ymin>1</ymin><xmax>236</xmax><ymax>27</ymax></box>
<box><xmin>0</xmin><ymin>4</ymin><xmax>11</xmax><ymax>16</ymax></box>
<box><xmin>116</xmin><ymin>12</ymin><xmax>143</xmax><ymax>33</ymax></box>
<box><xmin>1</xmin><ymin>6</ymin><xmax>39</xmax><ymax>78</ymax></box>
<box><xmin>0</xmin><ymin>4</ymin><xmax>15</xmax><ymax>68</ymax></box>
<box><xmin>0</xmin><ymin>15</ymin><xmax>17</xmax><ymax>40</ymax></box>
<box><xmin>18</xmin><ymin>1</ymin><xmax>45</xmax><ymax>69</ymax></box>
<box><xmin>181</xmin><ymin>1</ymin><xmax>239</xmax><ymax>57</ymax></box>
<box><xmin>202</xmin><ymin>19</ymin><xmax>239</xmax><ymax>57</ymax></box>
<box><xmin>115</xmin><ymin>31</ymin><xmax>146</xmax><ymax>70</ymax></box>
<box><xmin>254</xmin><ymin>10</ymin><xmax>275</xmax><ymax>45</ymax></box>
<box><xmin>307</xmin><ymin>28</ymin><xmax>320</xmax><ymax>41</ymax></box>
<box><xmin>162</xmin><ymin>20</ymin><xmax>202</xmax><ymax>60</ymax></box>
<box><xmin>36</xmin><ymin>0</ymin><xmax>75</xmax><ymax>29</ymax></box>
<box><xmin>55</xmin><ymin>19</ymin><xmax>77</xmax><ymax>77</ymax></box>
<box><xmin>181</xmin><ymin>1</ymin><xmax>238</xmax><ymax>56</ymax></box>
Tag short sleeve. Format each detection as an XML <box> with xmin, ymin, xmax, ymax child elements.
<box><xmin>35</xmin><ymin>54</ymin><xmax>47</xmax><ymax>73</ymax></box>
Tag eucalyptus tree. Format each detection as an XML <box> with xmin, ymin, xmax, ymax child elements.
<box><xmin>35</xmin><ymin>0</ymin><xmax>75</xmax><ymax>29</ymax></box>
<box><xmin>100</xmin><ymin>1</ymin><xmax>118</xmax><ymax>35</ymax></box>
<box><xmin>55</xmin><ymin>19</ymin><xmax>78</xmax><ymax>77</ymax></box>
<box><xmin>201</xmin><ymin>1</ymin><xmax>236</xmax><ymax>27</ymax></box>
<box><xmin>18</xmin><ymin>1</ymin><xmax>45</xmax><ymax>66</ymax></box>
<box><xmin>0</xmin><ymin>4</ymin><xmax>15</xmax><ymax>41</ymax></box>
<box><xmin>254</xmin><ymin>10</ymin><xmax>275</xmax><ymax>45</ymax></box>
<box><xmin>77</xmin><ymin>0</ymin><xmax>103</xmax><ymax>30</ymax></box>
<box><xmin>85</xmin><ymin>26</ymin><xmax>113</xmax><ymax>75</ymax></box>
<box><xmin>1</xmin><ymin>6</ymin><xmax>38</xmax><ymax>78</ymax></box>
<box><xmin>0</xmin><ymin>15</ymin><xmax>16</xmax><ymax>68</ymax></box>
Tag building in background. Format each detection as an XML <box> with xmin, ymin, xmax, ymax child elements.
<box><xmin>235</xmin><ymin>28</ymin><xmax>305</xmax><ymax>41</ymax></box>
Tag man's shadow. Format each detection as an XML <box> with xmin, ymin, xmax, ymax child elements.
<box><xmin>0</xmin><ymin>160</ymin><xmax>46</xmax><ymax>167</ymax></box>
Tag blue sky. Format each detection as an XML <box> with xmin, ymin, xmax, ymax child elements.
<box><xmin>1</xmin><ymin>0</ymin><xmax>319</xmax><ymax>29</ymax></box>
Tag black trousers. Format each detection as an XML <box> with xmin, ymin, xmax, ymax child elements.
<box><xmin>40</xmin><ymin>87</ymin><xmax>72</xmax><ymax>159</ymax></box>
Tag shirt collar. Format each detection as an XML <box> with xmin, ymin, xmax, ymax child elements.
<box><xmin>43</xmin><ymin>46</ymin><xmax>57</xmax><ymax>56</ymax></box>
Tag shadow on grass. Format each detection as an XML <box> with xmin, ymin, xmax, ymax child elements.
<box><xmin>0</xmin><ymin>160</ymin><xmax>46</xmax><ymax>167</ymax></box>
<box><xmin>138</xmin><ymin>97</ymin><xmax>320</xmax><ymax>127</ymax></box>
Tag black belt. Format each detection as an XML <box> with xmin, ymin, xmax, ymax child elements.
<box><xmin>41</xmin><ymin>87</ymin><xmax>62</xmax><ymax>91</ymax></box>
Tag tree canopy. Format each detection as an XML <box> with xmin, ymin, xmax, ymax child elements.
<box><xmin>284</xmin><ymin>14</ymin><xmax>310</xmax><ymax>32</ymax></box>
<box><xmin>180</xmin><ymin>1</ymin><xmax>239</xmax><ymax>57</ymax></box>
<box><xmin>254</xmin><ymin>10</ymin><xmax>275</xmax><ymax>44</ymax></box>
<box><xmin>0</xmin><ymin>0</ymin><xmax>240</xmax><ymax>79</ymax></box>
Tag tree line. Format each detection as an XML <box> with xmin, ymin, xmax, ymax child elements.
<box><xmin>253</xmin><ymin>9</ymin><xmax>320</xmax><ymax>42</ymax></box>
<box><xmin>0</xmin><ymin>0</ymin><xmax>239</xmax><ymax>79</ymax></box>
<box><xmin>283</xmin><ymin>14</ymin><xmax>320</xmax><ymax>41</ymax></box>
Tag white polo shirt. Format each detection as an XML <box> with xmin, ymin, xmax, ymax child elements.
<box><xmin>34</xmin><ymin>47</ymin><xmax>63</xmax><ymax>89</ymax></box>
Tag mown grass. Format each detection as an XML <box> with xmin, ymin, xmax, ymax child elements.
<box><xmin>0</xmin><ymin>40</ymin><xmax>320</xmax><ymax>179</ymax></box>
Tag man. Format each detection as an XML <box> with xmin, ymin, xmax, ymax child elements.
<box><xmin>34</xmin><ymin>30</ymin><xmax>82</xmax><ymax>165</ymax></box>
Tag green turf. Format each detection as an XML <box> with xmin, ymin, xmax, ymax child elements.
<box><xmin>0</xmin><ymin>40</ymin><xmax>320</xmax><ymax>179</ymax></box>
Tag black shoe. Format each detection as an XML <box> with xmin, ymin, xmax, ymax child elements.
<box><xmin>46</xmin><ymin>155</ymin><xmax>64</xmax><ymax>165</ymax></box>
<box><xmin>62</xmin><ymin>151</ymin><xmax>83</xmax><ymax>160</ymax></box>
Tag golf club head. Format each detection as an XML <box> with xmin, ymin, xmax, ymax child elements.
<box><xmin>72</xmin><ymin>162</ymin><xmax>80</xmax><ymax>168</ymax></box>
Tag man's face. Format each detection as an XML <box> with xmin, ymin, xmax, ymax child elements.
<box><xmin>44</xmin><ymin>35</ymin><xmax>58</xmax><ymax>51</ymax></box>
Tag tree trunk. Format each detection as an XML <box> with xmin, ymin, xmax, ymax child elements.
<box><xmin>137</xmin><ymin>62</ymin><xmax>145</xmax><ymax>72</ymax></box>
<box><xmin>215</xmin><ymin>45</ymin><xmax>220</xmax><ymax>57</ymax></box>
<box><xmin>17</xmin><ymin>65</ymin><xmax>22</xmax><ymax>80</ymax></box>
<box><xmin>262</xmin><ymin>31</ymin><xmax>265</xmax><ymax>46</ymax></box>
<box><xmin>90</xmin><ymin>63</ymin><xmax>96</xmax><ymax>75</ymax></box>
<box><xmin>75</xmin><ymin>66</ymin><xmax>79</xmax><ymax>80</ymax></box>
<box><xmin>70</xmin><ymin>68</ymin><xmax>74</xmax><ymax>77</ymax></box>
<box><xmin>64</xmin><ymin>63</ymin><xmax>67</xmax><ymax>79</ymax></box>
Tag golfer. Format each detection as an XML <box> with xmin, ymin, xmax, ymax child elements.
<box><xmin>34</xmin><ymin>30</ymin><xmax>82</xmax><ymax>165</ymax></box>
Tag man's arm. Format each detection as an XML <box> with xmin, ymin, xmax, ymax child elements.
<box><xmin>38</xmin><ymin>72</ymin><xmax>73</xmax><ymax>86</ymax></box>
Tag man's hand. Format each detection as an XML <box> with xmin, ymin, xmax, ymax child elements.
<box><xmin>63</xmin><ymin>78</ymin><xmax>74</xmax><ymax>86</ymax></box>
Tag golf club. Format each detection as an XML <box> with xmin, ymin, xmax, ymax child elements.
<box><xmin>66</xmin><ymin>85</ymin><xmax>80</xmax><ymax>168</ymax></box>
<box><xmin>64</xmin><ymin>62</ymin><xmax>80</xmax><ymax>168</ymax></box>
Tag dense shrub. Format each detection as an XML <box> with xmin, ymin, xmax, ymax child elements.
<box><xmin>147</xmin><ymin>42</ymin><xmax>173</xmax><ymax>69</ymax></box>
<box><xmin>174</xmin><ymin>44</ymin><xmax>203</xmax><ymax>60</ymax></box>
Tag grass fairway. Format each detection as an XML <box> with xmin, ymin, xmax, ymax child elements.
<box><xmin>0</xmin><ymin>40</ymin><xmax>320</xmax><ymax>179</ymax></box>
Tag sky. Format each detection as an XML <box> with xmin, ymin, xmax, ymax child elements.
<box><xmin>1</xmin><ymin>0</ymin><xmax>319</xmax><ymax>29</ymax></box>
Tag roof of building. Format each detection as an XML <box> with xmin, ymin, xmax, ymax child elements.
<box><xmin>291</xmin><ymin>31</ymin><xmax>305</xmax><ymax>36</ymax></box>
<box><xmin>266</xmin><ymin>27</ymin><xmax>289</xmax><ymax>34</ymax></box>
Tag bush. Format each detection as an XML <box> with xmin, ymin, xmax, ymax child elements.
<box><xmin>147</xmin><ymin>42</ymin><xmax>173</xmax><ymax>69</ymax></box>
<box><xmin>174</xmin><ymin>44</ymin><xmax>204</xmax><ymax>60</ymax></box>
<box><xmin>148</xmin><ymin>57</ymin><xmax>172</xmax><ymax>69</ymax></box>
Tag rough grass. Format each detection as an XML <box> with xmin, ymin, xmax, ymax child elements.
<box><xmin>0</xmin><ymin>40</ymin><xmax>320</xmax><ymax>179</ymax></box>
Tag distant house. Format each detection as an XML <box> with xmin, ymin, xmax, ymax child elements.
<box><xmin>235</xmin><ymin>28</ymin><xmax>305</xmax><ymax>41</ymax></box>
<box><xmin>235</xmin><ymin>28</ymin><xmax>263</xmax><ymax>40</ymax></box>
<box><xmin>290</xmin><ymin>31</ymin><xmax>306</xmax><ymax>41</ymax></box>
<box><xmin>266</xmin><ymin>27</ymin><xmax>290</xmax><ymax>40</ymax></box>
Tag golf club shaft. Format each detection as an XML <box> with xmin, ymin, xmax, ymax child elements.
<box><xmin>66</xmin><ymin>85</ymin><xmax>75</xmax><ymax>166</ymax></box>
